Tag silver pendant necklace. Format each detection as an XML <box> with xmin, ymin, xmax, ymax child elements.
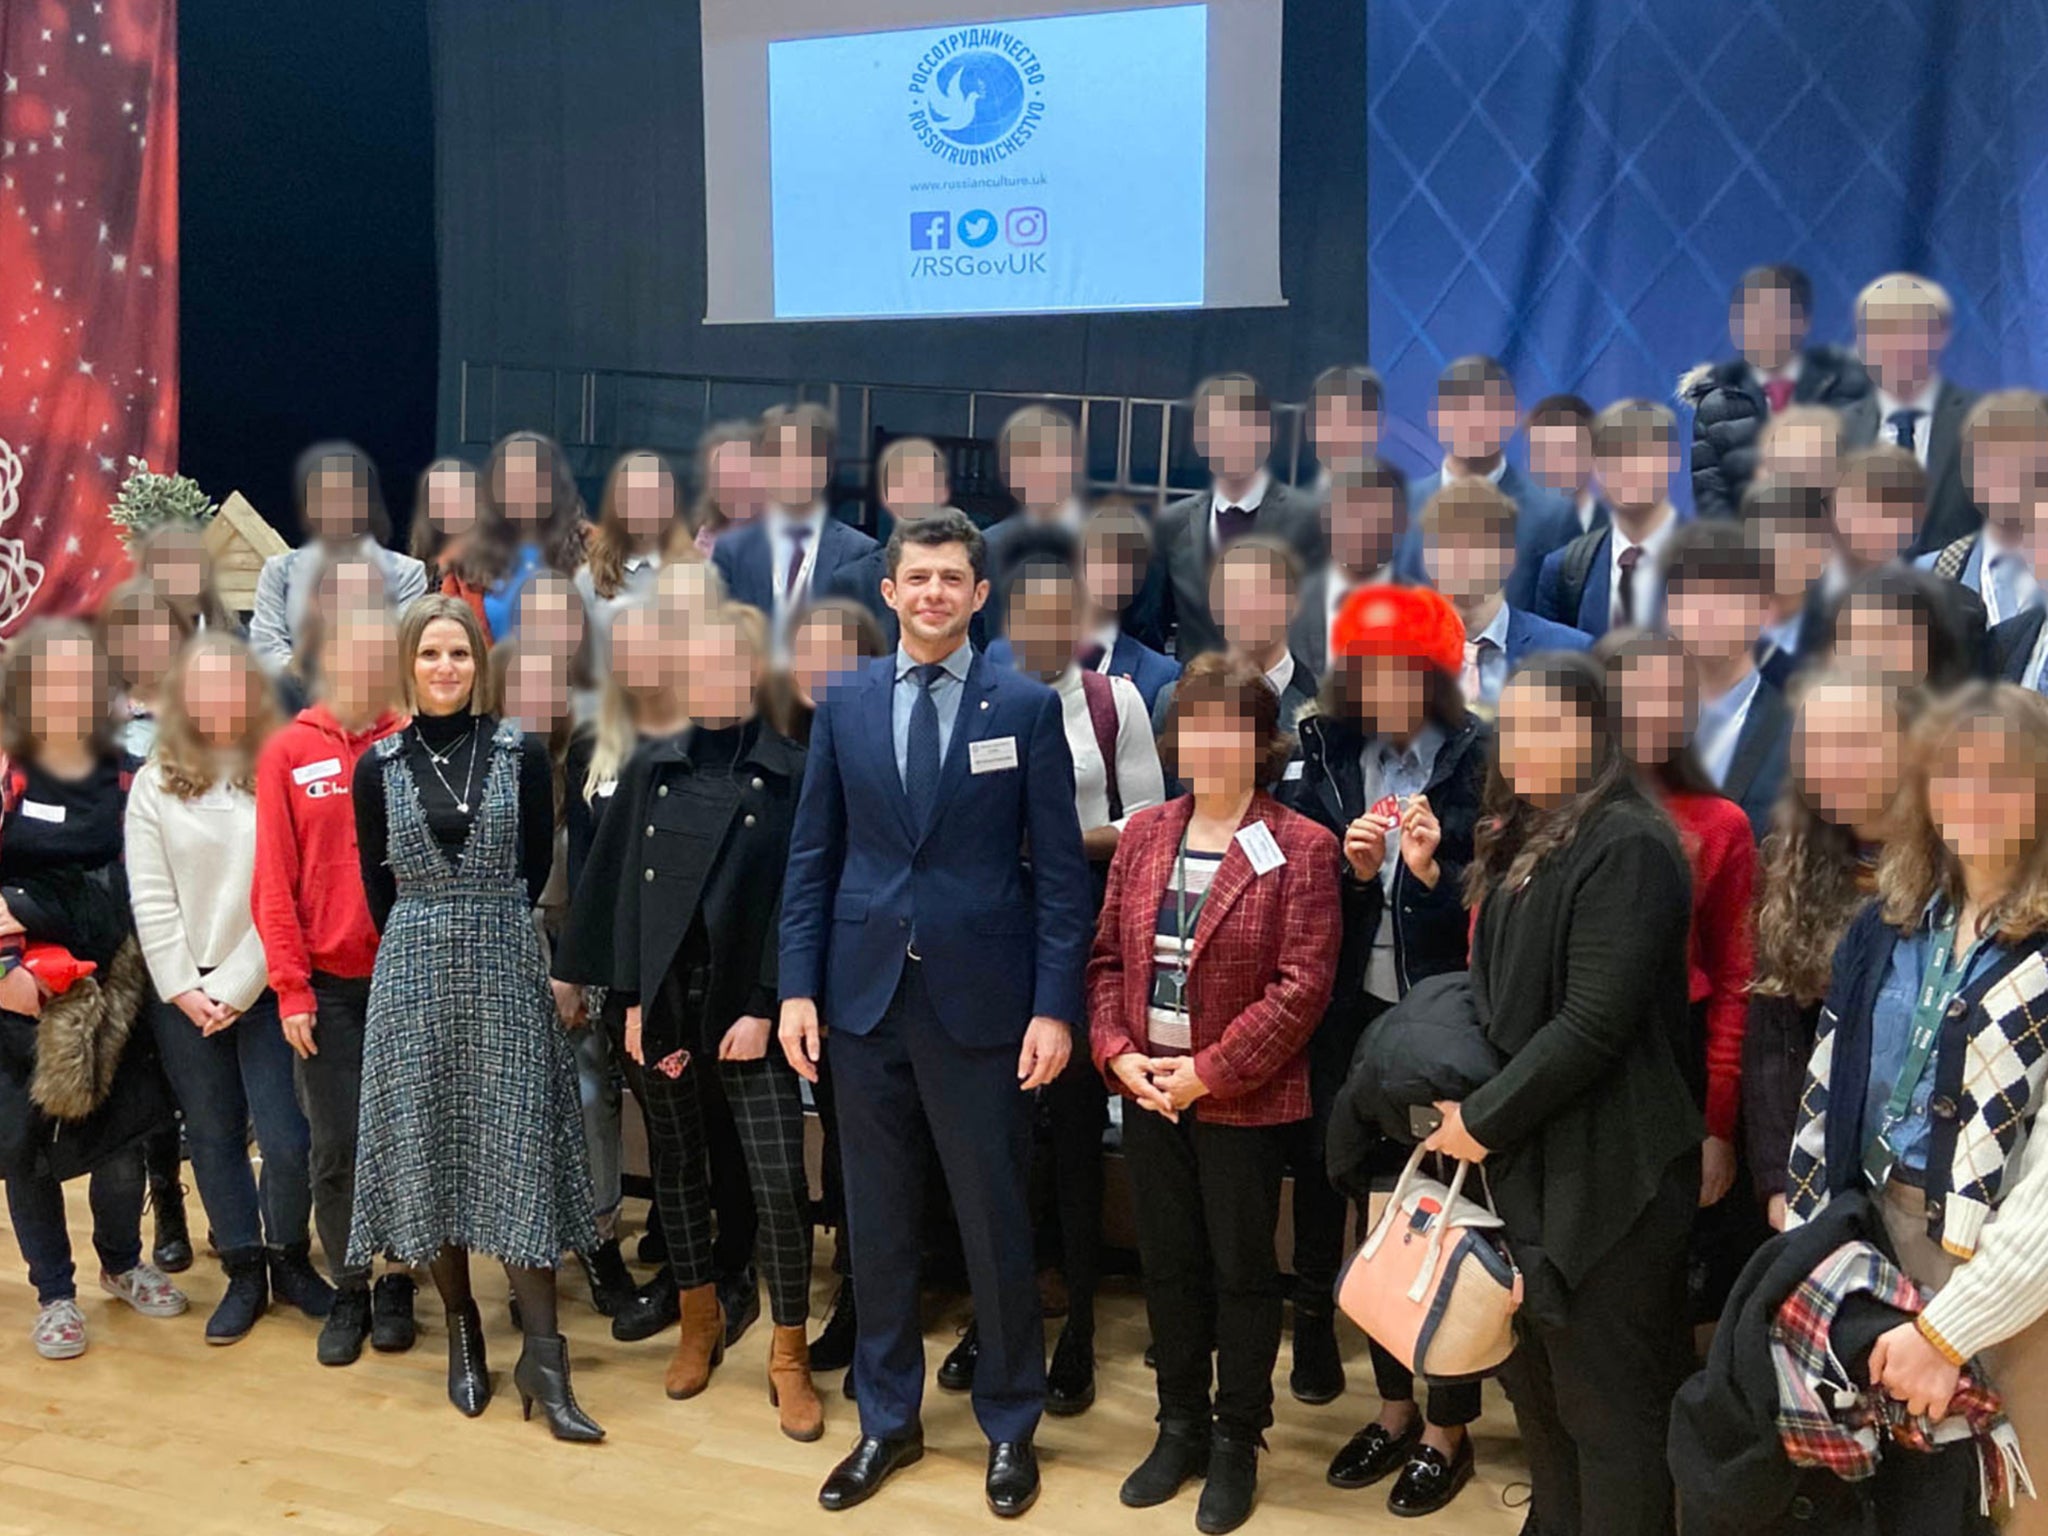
<box><xmin>416</xmin><ymin>720</ymin><xmax>481</xmax><ymax>815</ymax></box>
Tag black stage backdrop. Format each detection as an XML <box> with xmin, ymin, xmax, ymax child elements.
<box><xmin>429</xmin><ymin>0</ymin><xmax>1367</xmax><ymax>450</ymax></box>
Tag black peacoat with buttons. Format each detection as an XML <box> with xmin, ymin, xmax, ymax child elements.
<box><xmin>552</xmin><ymin>718</ymin><xmax>805</xmax><ymax>1060</ymax></box>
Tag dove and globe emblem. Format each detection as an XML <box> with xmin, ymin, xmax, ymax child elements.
<box><xmin>926</xmin><ymin>51</ymin><xmax>1026</xmax><ymax>146</ymax></box>
<box><xmin>907</xmin><ymin>28</ymin><xmax>1047</xmax><ymax>164</ymax></box>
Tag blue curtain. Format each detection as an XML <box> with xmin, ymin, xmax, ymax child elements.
<box><xmin>1367</xmin><ymin>0</ymin><xmax>2048</xmax><ymax>489</ymax></box>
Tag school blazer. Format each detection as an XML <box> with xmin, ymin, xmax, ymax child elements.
<box><xmin>712</xmin><ymin>516</ymin><xmax>878</xmax><ymax>616</ymax></box>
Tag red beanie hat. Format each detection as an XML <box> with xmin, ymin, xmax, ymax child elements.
<box><xmin>1330</xmin><ymin>584</ymin><xmax>1466</xmax><ymax>675</ymax></box>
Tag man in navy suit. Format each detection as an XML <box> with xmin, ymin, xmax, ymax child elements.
<box><xmin>779</xmin><ymin>511</ymin><xmax>1092</xmax><ymax>1518</ymax></box>
<box><xmin>1664</xmin><ymin>522</ymin><xmax>1791</xmax><ymax>842</ymax></box>
<box><xmin>1535</xmin><ymin>400</ymin><xmax>1691</xmax><ymax>639</ymax></box>
<box><xmin>1393</xmin><ymin>356</ymin><xmax>1577</xmax><ymax>609</ymax></box>
<box><xmin>1423</xmin><ymin>477</ymin><xmax>1590</xmax><ymax>709</ymax></box>
<box><xmin>713</xmin><ymin>402</ymin><xmax>877</xmax><ymax>635</ymax></box>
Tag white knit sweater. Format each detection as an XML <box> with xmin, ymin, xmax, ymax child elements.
<box><xmin>124</xmin><ymin>762</ymin><xmax>270</xmax><ymax>1012</ymax></box>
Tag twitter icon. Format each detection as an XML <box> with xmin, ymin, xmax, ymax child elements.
<box><xmin>956</xmin><ymin>209</ymin><xmax>999</xmax><ymax>248</ymax></box>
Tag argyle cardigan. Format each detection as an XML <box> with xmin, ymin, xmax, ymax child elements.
<box><xmin>1787</xmin><ymin>904</ymin><xmax>2048</xmax><ymax>1262</ymax></box>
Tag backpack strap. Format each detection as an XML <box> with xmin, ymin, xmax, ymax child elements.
<box><xmin>1556</xmin><ymin>527</ymin><xmax>1607</xmax><ymax>628</ymax></box>
<box><xmin>1078</xmin><ymin>668</ymin><xmax>1123</xmax><ymax>823</ymax></box>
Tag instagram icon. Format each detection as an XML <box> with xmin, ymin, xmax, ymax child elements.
<box><xmin>1005</xmin><ymin>207</ymin><xmax>1048</xmax><ymax>246</ymax></box>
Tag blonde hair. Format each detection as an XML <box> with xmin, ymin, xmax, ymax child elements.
<box><xmin>152</xmin><ymin>635</ymin><xmax>278</xmax><ymax>800</ymax></box>
<box><xmin>396</xmin><ymin>595</ymin><xmax>495</xmax><ymax>717</ymax></box>
<box><xmin>1964</xmin><ymin>389</ymin><xmax>2048</xmax><ymax>448</ymax></box>
<box><xmin>1857</xmin><ymin>272</ymin><xmax>1954</xmax><ymax>329</ymax></box>
<box><xmin>582</xmin><ymin>598</ymin><xmax>673</xmax><ymax>802</ymax></box>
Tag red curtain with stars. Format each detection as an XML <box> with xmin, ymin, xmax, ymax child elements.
<box><xmin>0</xmin><ymin>0</ymin><xmax>176</xmax><ymax>629</ymax></box>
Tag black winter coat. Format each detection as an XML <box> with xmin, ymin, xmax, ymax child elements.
<box><xmin>1682</xmin><ymin>347</ymin><xmax>1871</xmax><ymax>520</ymax></box>
<box><xmin>552</xmin><ymin>719</ymin><xmax>804</xmax><ymax>1062</ymax></box>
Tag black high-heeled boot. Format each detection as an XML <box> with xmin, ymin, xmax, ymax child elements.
<box><xmin>514</xmin><ymin>1334</ymin><xmax>605</xmax><ymax>1443</ymax></box>
<box><xmin>447</xmin><ymin>1301</ymin><xmax>491</xmax><ymax>1418</ymax></box>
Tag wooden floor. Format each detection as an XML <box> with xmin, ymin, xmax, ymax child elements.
<box><xmin>0</xmin><ymin>1189</ymin><xmax>1530</xmax><ymax>1536</ymax></box>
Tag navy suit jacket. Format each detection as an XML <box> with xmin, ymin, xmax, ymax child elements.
<box><xmin>1395</xmin><ymin>463</ymin><xmax>1577</xmax><ymax>611</ymax></box>
<box><xmin>1720</xmin><ymin>677</ymin><xmax>1793</xmax><ymax>844</ymax></box>
<box><xmin>1532</xmin><ymin>510</ymin><xmax>1695</xmax><ymax>638</ymax></box>
<box><xmin>712</xmin><ymin>516</ymin><xmax>877</xmax><ymax>617</ymax></box>
<box><xmin>1990</xmin><ymin>608</ymin><xmax>2046</xmax><ymax>684</ymax></box>
<box><xmin>778</xmin><ymin>649</ymin><xmax>1093</xmax><ymax>1048</ymax></box>
<box><xmin>1503</xmin><ymin>606</ymin><xmax>1593</xmax><ymax>669</ymax></box>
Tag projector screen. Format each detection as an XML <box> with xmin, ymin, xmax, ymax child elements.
<box><xmin>701</xmin><ymin>0</ymin><xmax>1285</xmax><ymax>323</ymax></box>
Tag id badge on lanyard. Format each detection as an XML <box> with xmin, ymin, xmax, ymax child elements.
<box><xmin>1862</xmin><ymin>920</ymin><xmax>1966</xmax><ymax>1190</ymax></box>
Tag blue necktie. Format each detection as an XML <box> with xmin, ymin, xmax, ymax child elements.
<box><xmin>1888</xmin><ymin>408</ymin><xmax>1925</xmax><ymax>454</ymax></box>
<box><xmin>905</xmin><ymin>663</ymin><xmax>945</xmax><ymax>827</ymax></box>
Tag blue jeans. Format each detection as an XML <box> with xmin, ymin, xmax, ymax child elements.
<box><xmin>150</xmin><ymin>989</ymin><xmax>311</xmax><ymax>1254</ymax></box>
<box><xmin>6</xmin><ymin>1146</ymin><xmax>146</xmax><ymax>1304</ymax></box>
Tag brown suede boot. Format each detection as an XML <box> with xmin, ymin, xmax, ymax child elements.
<box><xmin>768</xmin><ymin>1323</ymin><xmax>825</xmax><ymax>1442</ymax></box>
<box><xmin>664</xmin><ymin>1284</ymin><xmax>724</xmax><ymax>1400</ymax></box>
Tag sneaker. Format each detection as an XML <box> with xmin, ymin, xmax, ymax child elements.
<box><xmin>32</xmin><ymin>1298</ymin><xmax>87</xmax><ymax>1359</ymax></box>
<box><xmin>100</xmin><ymin>1263</ymin><xmax>189</xmax><ymax>1318</ymax></box>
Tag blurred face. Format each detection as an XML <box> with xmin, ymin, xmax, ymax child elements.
<box><xmin>1611</xmin><ymin>651</ymin><xmax>1693</xmax><ymax>767</ymax></box>
<box><xmin>328</xmin><ymin>611</ymin><xmax>399</xmax><ymax>714</ymax></box>
<box><xmin>502</xmin><ymin>651</ymin><xmax>567</xmax><ymax>733</ymax></box>
<box><xmin>518</xmin><ymin>581</ymin><xmax>584</xmax><ymax>660</ymax></box>
<box><xmin>1327</xmin><ymin>486</ymin><xmax>1401</xmax><ymax>575</ymax></box>
<box><xmin>1176</xmin><ymin>698</ymin><xmax>1258</xmax><ymax>801</ymax></box>
<box><xmin>1312</xmin><ymin>394</ymin><xmax>1379</xmax><ymax>473</ymax></box>
<box><xmin>114</xmin><ymin>612</ymin><xmax>181</xmax><ymax>693</ymax></box>
<box><xmin>142</xmin><ymin>540</ymin><xmax>206</xmax><ymax>605</ymax></box>
<box><xmin>306</xmin><ymin>458</ymin><xmax>372</xmax><ymax>542</ymax></box>
<box><xmin>1759</xmin><ymin>422</ymin><xmax>1841</xmax><ymax>490</ymax></box>
<box><xmin>687</xmin><ymin>623</ymin><xmax>757</xmax><ymax>725</ymax></box>
<box><xmin>184</xmin><ymin>651</ymin><xmax>252</xmax><ymax>747</ymax></box>
<box><xmin>425</xmin><ymin>465</ymin><xmax>479</xmax><ymax>538</ymax></box>
<box><xmin>33</xmin><ymin>639</ymin><xmax>99</xmax><ymax>747</ymax></box>
<box><xmin>1428</xmin><ymin>528</ymin><xmax>1514</xmax><ymax>611</ymax></box>
<box><xmin>1733</xmin><ymin>286</ymin><xmax>1807</xmax><ymax>370</ymax></box>
<box><xmin>1528</xmin><ymin>422</ymin><xmax>1592</xmax><ymax>494</ymax></box>
<box><xmin>1970</xmin><ymin>439</ymin><xmax>2045</xmax><ymax>533</ymax></box>
<box><xmin>1007</xmin><ymin>579</ymin><xmax>1080</xmax><ymax>682</ymax></box>
<box><xmin>768</xmin><ymin>423</ymin><xmax>829</xmax><ymax>508</ymax></box>
<box><xmin>882</xmin><ymin>450</ymin><xmax>949</xmax><ymax>519</ymax></box>
<box><xmin>1212</xmin><ymin>559</ymin><xmax>1291</xmax><ymax>657</ymax></box>
<box><xmin>1194</xmin><ymin>398</ymin><xmax>1270</xmax><ymax>482</ymax></box>
<box><xmin>1860</xmin><ymin>311</ymin><xmax>1948</xmax><ymax>397</ymax></box>
<box><xmin>615</xmin><ymin>455</ymin><xmax>677</xmax><ymax>544</ymax></box>
<box><xmin>1929</xmin><ymin>720</ymin><xmax>2041</xmax><ymax>877</ymax></box>
<box><xmin>1836</xmin><ymin>596</ymin><xmax>1931</xmax><ymax>684</ymax></box>
<box><xmin>1007</xmin><ymin>430</ymin><xmax>1077</xmax><ymax>509</ymax></box>
<box><xmin>1596</xmin><ymin>441</ymin><xmax>1674</xmax><ymax>513</ymax></box>
<box><xmin>1834</xmin><ymin>487</ymin><xmax>1918</xmax><ymax>570</ymax></box>
<box><xmin>610</xmin><ymin>605</ymin><xmax>674</xmax><ymax>698</ymax></box>
<box><xmin>496</xmin><ymin>443</ymin><xmax>548</xmax><ymax>533</ymax></box>
<box><xmin>412</xmin><ymin>618</ymin><xmax>477</xmax><ymax>716</ymax></box>
<box><xmin>710</xmin><ymin>439</ymin><xmax>764</xmax><ymax>521</ymax></box>
<box><xmin>1433</xmin><ymin>385</ymin><xmax>1515</xmax><ymax>462</ymax></box>
<box><xmin>1764</xmin><ymin>523</ymin><xmax>1835</xmax><ymax>613</ymax></box>
<box><xmin>1668</xmin><ymin>583</ymin><xmax>1770</xmax><ymax>667</ymax></box>
<box><xmin>1499</xmin><ymin>676</ymin><xmax>1596</xmax><ymax>806</ymax></box>
<box><xmin>323</xmin><ymin>559</ymin><xmax>383</xmax><ymax>614</ymax></box>
<box><xmin>882</xmin><ymin>540</ymin><xmax>985</xmax><ymax>648</ymax></box>
<box><xmin>790</xmin><ymin>612</ymin><xmax>862</xmax><ymax>707</ymax></box>
<box><xmin>1350</xmin><ymin>655</ymin><xmax>1427</xmax><ymax>740</ymax></box>
<box><xmin>1797</xmin><ymin>684</ymin><xmax>1901</xmax><ymax>833</ymax></box>
<box><xmin>1081</xmin><ymin>540</ymin><xmax>1139</xmax><ymax>612</ymax></box>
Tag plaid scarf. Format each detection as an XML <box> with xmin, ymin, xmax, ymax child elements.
<box><xmin>1769</xmin><ymin>1241</ymin><xmax>2033</xmax><ymax>1515</ymax></box>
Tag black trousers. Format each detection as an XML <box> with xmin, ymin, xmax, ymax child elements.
<box><xmin>293</xmin><ymin>971</ymin><xmax>372</xmax><ymax>1290</ymax></box>
<box><xmin>1286</xmin><ymin>995</ymin><xmax>1383</xmax><ymax>1313</ymax></box>
<box><xmin>1124</xmin><ymin>1107</ymin><xmax>1291</xmax><ymax>1438</ymax></box>
<box><xmin>1498</xmin><ymin>1148</ymin><xmax>1699</xmax><ymax>1536</ymax></box>
<box><xmin>811</xmin><ymin>1049</ymin><xmax>852</xmax><ymax>1280</ymax></box>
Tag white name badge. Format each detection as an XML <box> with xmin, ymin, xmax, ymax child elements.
<box><xmin>969</xmin><ymin>736</ymin><xmax>1020</xmax><ymax>774</ymax></box>
<box><xmin>1235</xmin><ymin>821</ymin><xmax>1286</xmax><ymax>875</ymax></box>
<box><xmin>19</xmin><ymin>800</ymin><xmax>65</xmax><ymax>824</ymax></box>
<box><xmin>292</xmin><ymin>757</ymin><xmax>343</xmax><ymax>786</ymax></box>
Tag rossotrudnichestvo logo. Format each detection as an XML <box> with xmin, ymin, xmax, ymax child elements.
<box><xmin>908</xmin><ymin>28</ymin><xmax>1047</xmax><ymax>166</ymax></box>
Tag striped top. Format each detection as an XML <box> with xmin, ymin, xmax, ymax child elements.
<box><xmin>1147</xmin><ymin>848</ymin><xmax>1223</xmax><ymax>1052</ymax></box>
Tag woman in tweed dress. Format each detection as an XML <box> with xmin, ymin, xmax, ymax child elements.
<box><xmin>349</xmin><ymin>596</ymin><xmax>602</xmax><ymax>1442</ymax></box>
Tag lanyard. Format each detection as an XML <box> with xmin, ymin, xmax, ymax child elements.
<box><xmin>1863</xmin><ymin>916</ymin><xmax>1979</xmax><ymax>1188</ymax></box>
<box><xmin>1173</xmin><ymin>830</ymin><xmax>1217</xmax><ymax>988</ymax></box>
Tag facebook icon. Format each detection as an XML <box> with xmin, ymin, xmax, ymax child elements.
<box><xmin>910</xmin><ymin>211</ymin><xmax>951</xmax><ymax>250</ymax></box>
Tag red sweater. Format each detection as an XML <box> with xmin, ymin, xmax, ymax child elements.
<box><xmin>1663</xmin><ymin>789</ymin><xmax>1757</xmax><ymax>1141</ymax></box>
<box><xmin>251</xmin><ymin>705</ymin><xmax>407</xmax><ymax>1017</ymax></box>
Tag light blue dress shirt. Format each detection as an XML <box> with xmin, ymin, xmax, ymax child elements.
<box><xmin>891</xmin><ymin>640</ymin><xmax>974</xmax><ymax>787</ymax></box>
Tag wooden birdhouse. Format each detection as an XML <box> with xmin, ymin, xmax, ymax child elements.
<box><xmin>202</xmin><ymin>492</ymin><xmax>291</xmax><ymax>617</ymax></box>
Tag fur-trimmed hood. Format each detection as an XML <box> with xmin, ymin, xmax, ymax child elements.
<box><xmin>28</xmin><ymin>937</ymin><xmax>148</xmax><ymax>1122</ymax></box>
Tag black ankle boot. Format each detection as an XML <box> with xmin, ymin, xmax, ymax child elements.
<box><xmin>372</xmin><ymin>1273</ymin><xmax>418</xmax><ymax>1352</ymax></box>
<box><xmin>447</xmin><ymin>1300</ymin><xmax>491</xmax><ymax>1417</ymax></box>
<box><xmin>514</xmin><ymin>1334</ymin><xmax>604</xmax><ymax>1442</ymax></box>
<box><xmin>808</xmin><ymin>1280</ymin><xmax>857</xmax><ymax>1373</ymax></box>
<box><xmin>1289</xmin><ymin>1306</ymin><xmax>1345</xmax><ymax>1405</ymax></box>
<box><xmin>268</xmin><ymin>1244</ymin><xmax>337</xmax><ymax>1320</ymax></box>
<box><xmin>1196</xmin><ymin>1431</ymin><xmax>1262</xmax><ymax>1535</ymax></box>
<box><xmin>149</xmin><ymin>1178</ymin><xmax>193</xmax><ymax>1274</ymax></box>
<box><xmin>579</xmin><ymin>1239</ymin><xmax>636</xmax><ymax>1319</ymax></box>
<box><xmin>1119</xmin><ymin>1421</ymin><xmax>1210</xmax><ymax>1508</ymax></box>
<box><xmin>207</xmin><ymin>1247</ymin><xmax>270</xmax><ymax>1345</ymax></box>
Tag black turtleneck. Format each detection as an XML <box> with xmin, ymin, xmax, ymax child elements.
<box><xmin>352</xmin><ymin>710</ymin><xmax>555</xmax><ymax>930</ymax></box>
<box><xmin>686</xmin><ymin>719</ymin><xmax>750</xmax><ymax>777</ymax></box>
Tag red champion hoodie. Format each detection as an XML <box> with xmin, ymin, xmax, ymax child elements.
<box><xmin>251</xmin><ymin>704</ymin><xmax>407</xmax><ymax>1018</ymax></box>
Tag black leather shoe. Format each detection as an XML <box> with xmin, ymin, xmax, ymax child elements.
<box><xmin>818</xmin><ymin>1431</ymin><xmax>925</xmax><ymax>1511</ymax></box>
<box><xmin>986</xmin><ymin>1440</ymin><xmax>1040</xmax><ymax>1519</ymax></box>
<box><xmin>1196</xmin><ymin>1432</ymin><xmax>1262</xmax><ymax>1536</ymax></box>
<box><xmin>1326</xmin><ymin>1419</ymin><xmax>1420</xmax><ymax>1490</ymax></box>
<box><xmin>1386</xmin><ymin>1435</ymin><xmax>1474</xmax><ymax>1519</ymax></box>
<box><xmin>446</xmin><ymin>1299</ymin><xmax>491</xmax><ymax>1417</ymax></box>
<box><xmin>719</xmin><ymin>1263</ymin><xmax>761</xmax><ymax>1348</ymax></box>
<box><xmin>611</xmin><ymin>1270</ymin><xmax>680</xmax><ymax>1342</ymax></box>
<box><xmin>1045</xmin><ymin>1322</ymin><xmax>1095</xmax><ymax>1416</ymax></box>
<box><xmin>809</xmin><ymin>1281</ymin><xmax>857</xmax><ymax>1373</ymax></box>
<box><xmin>316</xmin><ymin>1286</ymin><xmax>373</xmax><ymax>1367</ymax></box>
<box><xmin>372</xmin><ymin>1273</ymin><xmax>418</xmax><ymax>1352</ymax></box>
<box><xmin>1119</xmin><ymin>1422</ymin><xmax>1210</xmax><ymax>1508</ymax></box>
<box><xmin>936</xmin><ymin>1319</ymin><xmax>979</xmax><ymax>1392</ymax></box>
<box><xmin>1289</xmin><ymin>1307</ymin><xmax>1345</xmax><ymax>1405</ymax></box>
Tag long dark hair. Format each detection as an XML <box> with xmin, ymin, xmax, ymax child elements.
<box><xmin>474</xmin><ymin>431</ymin><xmax>588</xmax><ymax>584</ymax></box>
<box><xmin>1466</xmin><ymin>652</ymin><xmax>1637</xmax><ymax>903</ymax></box>
<box><xmin>1593</xmin><ymin>627</ymin><xmax>1721</xmax><ymax>798</ymax></box>
<box><xmin>293</xmin><ymin>440</ymin><xmax>392</xmax><ymax>545</ymax></box>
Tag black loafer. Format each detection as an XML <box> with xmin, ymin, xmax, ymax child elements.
<box><xmin>936</xmin><ymin>1320</ymin><xmax>979</xmax><ymax>1392</ymax></box>
<box><xmin>1386</xmin><ymin>1436</ymin><xmax>1474</xmax><ymax>1519</ymax></box>
<box><xmin>986</xmin><ymin>1440</ymin><xmax>1040</xmax><ymax>1519</ymax></box>
<box><xmin>819</xmin><ymin>1431</ymin><xmax>925</xmax><ymax>1512</ymax></box>
<box><xmin>1326</xmin><ymin>1420</ymin><xmax>1421</xmax><ymax>1490</ymax></box>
